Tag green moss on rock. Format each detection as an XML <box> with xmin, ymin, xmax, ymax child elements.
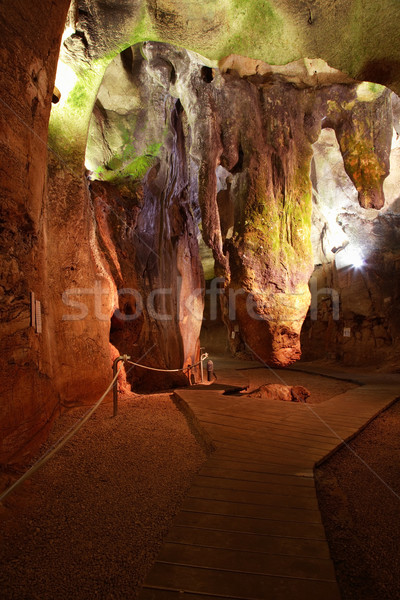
<box><xmin>94</xmin><ymin>141</ymin><xmax>163</xmax><ymax>182</ymax></box>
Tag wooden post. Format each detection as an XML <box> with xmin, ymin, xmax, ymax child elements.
<box><xmin>112</xmin><ymin>355</ymin><xmax>130</xmax><ymax>417</ymax></box>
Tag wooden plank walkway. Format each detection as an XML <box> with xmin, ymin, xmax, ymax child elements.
<box><xmin>139</xmin><ymin>363</ymin><xmax>400</xmax><ymax>600</ymax></box>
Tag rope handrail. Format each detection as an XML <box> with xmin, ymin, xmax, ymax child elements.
<box><xmin>1</xmin><ymin>352</ymin><xmax>210</xmax><ymax>502</ymax></box>
<box><xmin>126</xmin><ymin>353</ymin><xmax>208</xmax><ymax>373</ymax></box>
<box><xmin>0</xmin><ymin>366</ymin><xmax>123</xmax><ymax>504</ymax></box>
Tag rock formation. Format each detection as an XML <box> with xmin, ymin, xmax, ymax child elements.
<box><xmin>86</xmin><ymin>43</ymin><xmax>393</xmax><ymax>368</ymax></box>
<box><xmin>90</xmin><ymin>97</ymin><xmax>203</xmax><ymax>391</ymax></box>
<box><xmin>247</xmin><ymin>384</ymin><xmax>310</xmax><ymax>403</ymax></box>
<box><xmin>0</xmin><ymin>0</ymin><xmax>71</xmax><ymax>464</ymax></box>
<box><xmin>302</xmin><ymin>91</ymin><xmax>400</xmax><ymax>367</ymax></box>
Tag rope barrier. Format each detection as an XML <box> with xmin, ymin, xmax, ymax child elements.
<box><xmin>126</xmin><ymin>361</ymin><xmax>182</xmax><ymax>372</ymax></box>
<box><xmin>0</xmin><ymin>366</ymin><xmax>123</xmax><ymax>504</ymax></box>
<box><xmin>1</xmin><ymin>351</ymin><xmax>210</xmax><ymax>502</ymax></box>
<box><xmin>112</xmin><ymin>352</ymin><xmax>210</xmax><ymax>416</ymax></box>
<box><xmin>126</xmin><ymin>353</ymin><xmax>208</xmax><ymax>373</ymax></box>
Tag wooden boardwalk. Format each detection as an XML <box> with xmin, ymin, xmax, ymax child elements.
<box><xmin>139</xmin><ymin>363</ymin><xmax>400</xmax><ymax>600</ymax></box>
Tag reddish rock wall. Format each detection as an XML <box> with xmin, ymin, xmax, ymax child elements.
<box><xmin>301</xmin><ymin>222</ymin><xmax>400</xmax><ymax>368</ymax></box>
<box><xmin>45</xmin><ymin>162</ymin><xmax>112</xmax><ymax>405</ymax></box>
<box><xmin>0</xmin><ymin>1</ymin><xmax>70</xmax><ymax>464</ymax></box>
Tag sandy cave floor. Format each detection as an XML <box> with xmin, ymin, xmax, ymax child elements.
<box><xmin>0</xmin><ymin>393</ymin><xmax>207</xmax><ymax>600</ymax></box>
<box><xmin>0</xmin><ymin>369</ymin><xmax>399</xmax><ymax>599</ymax></box>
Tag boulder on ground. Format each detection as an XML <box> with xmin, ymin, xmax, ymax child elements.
<box><xmin>246</xmin><ymin>384</ymin><xmax>310</xmax><ymax>402</ymax></box>
<box><xmin>291</xmin><ymin>386</ymin><xmax>311</xmax><ymax>402</ymax></box>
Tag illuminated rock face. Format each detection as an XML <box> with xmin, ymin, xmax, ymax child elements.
<box><xmin>87</xmin><ymin>45</ymin><xmax>314</xmax><ymax>368</ymax></box>
<box><xmin>321</xmin><ymin>85</ymin><xmax>393</xmax><ymax>211</ymax></box>
<box><xmin>213</xmin><ymin>81</ymin><xmax>390</xmax><ymax>364</ymax></box>
<box><xmin>302</xmin><ymin>99</ymin><xmax>400</xmax><ymax>367</ymax></box>
<box><xmin>86</xmin><ymin>44</ymin><xmax>393</xmax><ymax>367</ymax></box>
<box><xmin>0</xmin><ymin>1</ymin><xmax>70</xmax><ymax>464</ymax></box>
<box><xmin>89</xmin><ymin>100</ymin><xmax>203</xmax><ymax>391</ymax></box>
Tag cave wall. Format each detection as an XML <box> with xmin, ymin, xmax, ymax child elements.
<box><xmin>0</xmin><ymin>0</ymin><xmax>71</xmax><ymax>464</ymax></box>
<box><xmin>89</xmin><ymin>98</ymin><xmax>204</xmax><ymax>391</ymax></box>
<box><xmin>88</xmin><ymin>44</ymin><xmax>317</xmax><ymax>367</ymax></box>
<box><xmin>301</xmin><ymin>253</ymin><xmax>400</xmax><ymax>367</ymax></box>
<box><xmin>44</xmin><ymin>159</ymin><xmax>112</xmax><ymax>407</ymax></box>
<box><xmin>186</xmin><ymin>61</ymin><xmax>318</xmax><ymax>366</ymax></box>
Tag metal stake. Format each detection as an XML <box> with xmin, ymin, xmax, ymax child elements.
<box><xmin>200</xmin><ymin>347</ymin><xmax>205</xmax><ymax>383</ymax></box>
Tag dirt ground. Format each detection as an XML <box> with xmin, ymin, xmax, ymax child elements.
<box><xmin>316</xmin><ymin>399</ymin><xmax>400</xmax><ymax>599</ymax></box>
<box><xmin>0</xmin><ymin>393</ymin><xmax>207</xmax><ymax>600</ymax></box>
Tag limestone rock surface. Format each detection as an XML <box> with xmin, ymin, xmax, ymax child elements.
<box><xmin>86</xmin><ymin>43</ymin><xmax>394</xmax><ymax>368</ymax></box>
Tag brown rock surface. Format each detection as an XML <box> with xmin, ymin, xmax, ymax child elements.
<box><xmin>238</xmin><ymin>366</ymin><xmax>357</xmax><ymax>404</ymax></box>
<box><xmin>0</xmin><ymin>1</ymin><xmax>71</xmax><ymax>464</ymax></box>
<box><xmin>247</xmin><ymin>384</ymin><xmax>293</xmax><ymax>402</ymax></box>
<box><xmin>246</xmin><ymin>383</ymin><xmax>310</xmax><ymax>402</ymax></box>
<box><xmin>291</xmin><ymin>385</ymin><xmax>311</xmax><ymax>402</ymax></box>
<box><xmin>140</xmin><ymin>44</ymin><xmax>393</xmax><ymax>367</ymax></box>
<box><xmin>301</xmin><ymin>87</ymin><xmax>400</xmax><ymax>368</ymax></box>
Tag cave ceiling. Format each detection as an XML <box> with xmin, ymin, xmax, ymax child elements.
<box><xmin>50</xmin><ymin>0</ymin><xmax>400</xmax><ymax>163</ymax></box>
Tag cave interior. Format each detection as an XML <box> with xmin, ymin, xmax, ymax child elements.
<box><xmin>4</xmin><ymin>2</ymin><xmax>400</xmax><ymax>599</ymax></box>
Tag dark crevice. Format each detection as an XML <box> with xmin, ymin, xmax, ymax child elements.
<box><xmin>175</xmin><ymin>98</ymin><xmax>183</xmax><ymax>114</ymax></box>
<box><xmin>231</xmin><ymin>145</ymin><xmax>244</xmax><ymax>174</ymax></box>
<box><xmin>170</xmin><ymin>64</ymin><xmax>177</xmax><ymax>84</ymax></box>
<box><xmin>271</xmin><ymin>151</ymin><xmax>285</xmax><ymax>198</ymax></box>
<box><xmin>120</xmin><ymin>47</ymin><xmax>134</xmax><ymax>74</ymax></box>
<box><xmin>201</xmin><ymin>66</ymin><xmax>214</xmax><ymax>83</ymax></box>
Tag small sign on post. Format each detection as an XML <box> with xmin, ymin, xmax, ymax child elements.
<box><xmin>31</xmin><ymin>293</ymin><xmax>42</xmax><ymax>333</ymax></box>
<box><xmin>112</xmin><ymin>355</ymin><xmax>130</xmax><ymax>417</ymax></box>
<box><xmin>35</xmin><ymin>300</ymin><xmax>42</xmax><ymax>334</ymax></box>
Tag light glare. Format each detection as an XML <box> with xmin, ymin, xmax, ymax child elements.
<box><xmin>346</xmin><ymin>247</ymin><xmax>364</xmax><ymax>268</ymax></box>
<box><xmin>54</xmin><ymin>60</ymin><xmax>77</xmax><ymax>107</ymax></box>
<box><xmin>334</xmin><ymin>245</ymin><xmax>365</xmax><ymax>270</ymax></box>
<box><xmin>62</xmin><ymin>26</ymin><xmax>75</xmax><ymax>45</ymax></box>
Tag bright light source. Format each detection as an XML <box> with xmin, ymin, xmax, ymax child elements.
<box><xmin>346</xmin><ymin>247</ymin><xmax>364</xmax><ymax>268</ymax></box>
<box><xmin>352</xmin><ymin>255</ymin><xmax>364</xmax><ymax>268</ymax></box>
<box><xmin>54</xmin><ymin>60</ymin><xmax>77</xmax><ymax>107</ymax></box>
<box><xmin>334</xmin><ymin>245</ymin><xmax>364</xmax><ymax>270</ymax></box>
